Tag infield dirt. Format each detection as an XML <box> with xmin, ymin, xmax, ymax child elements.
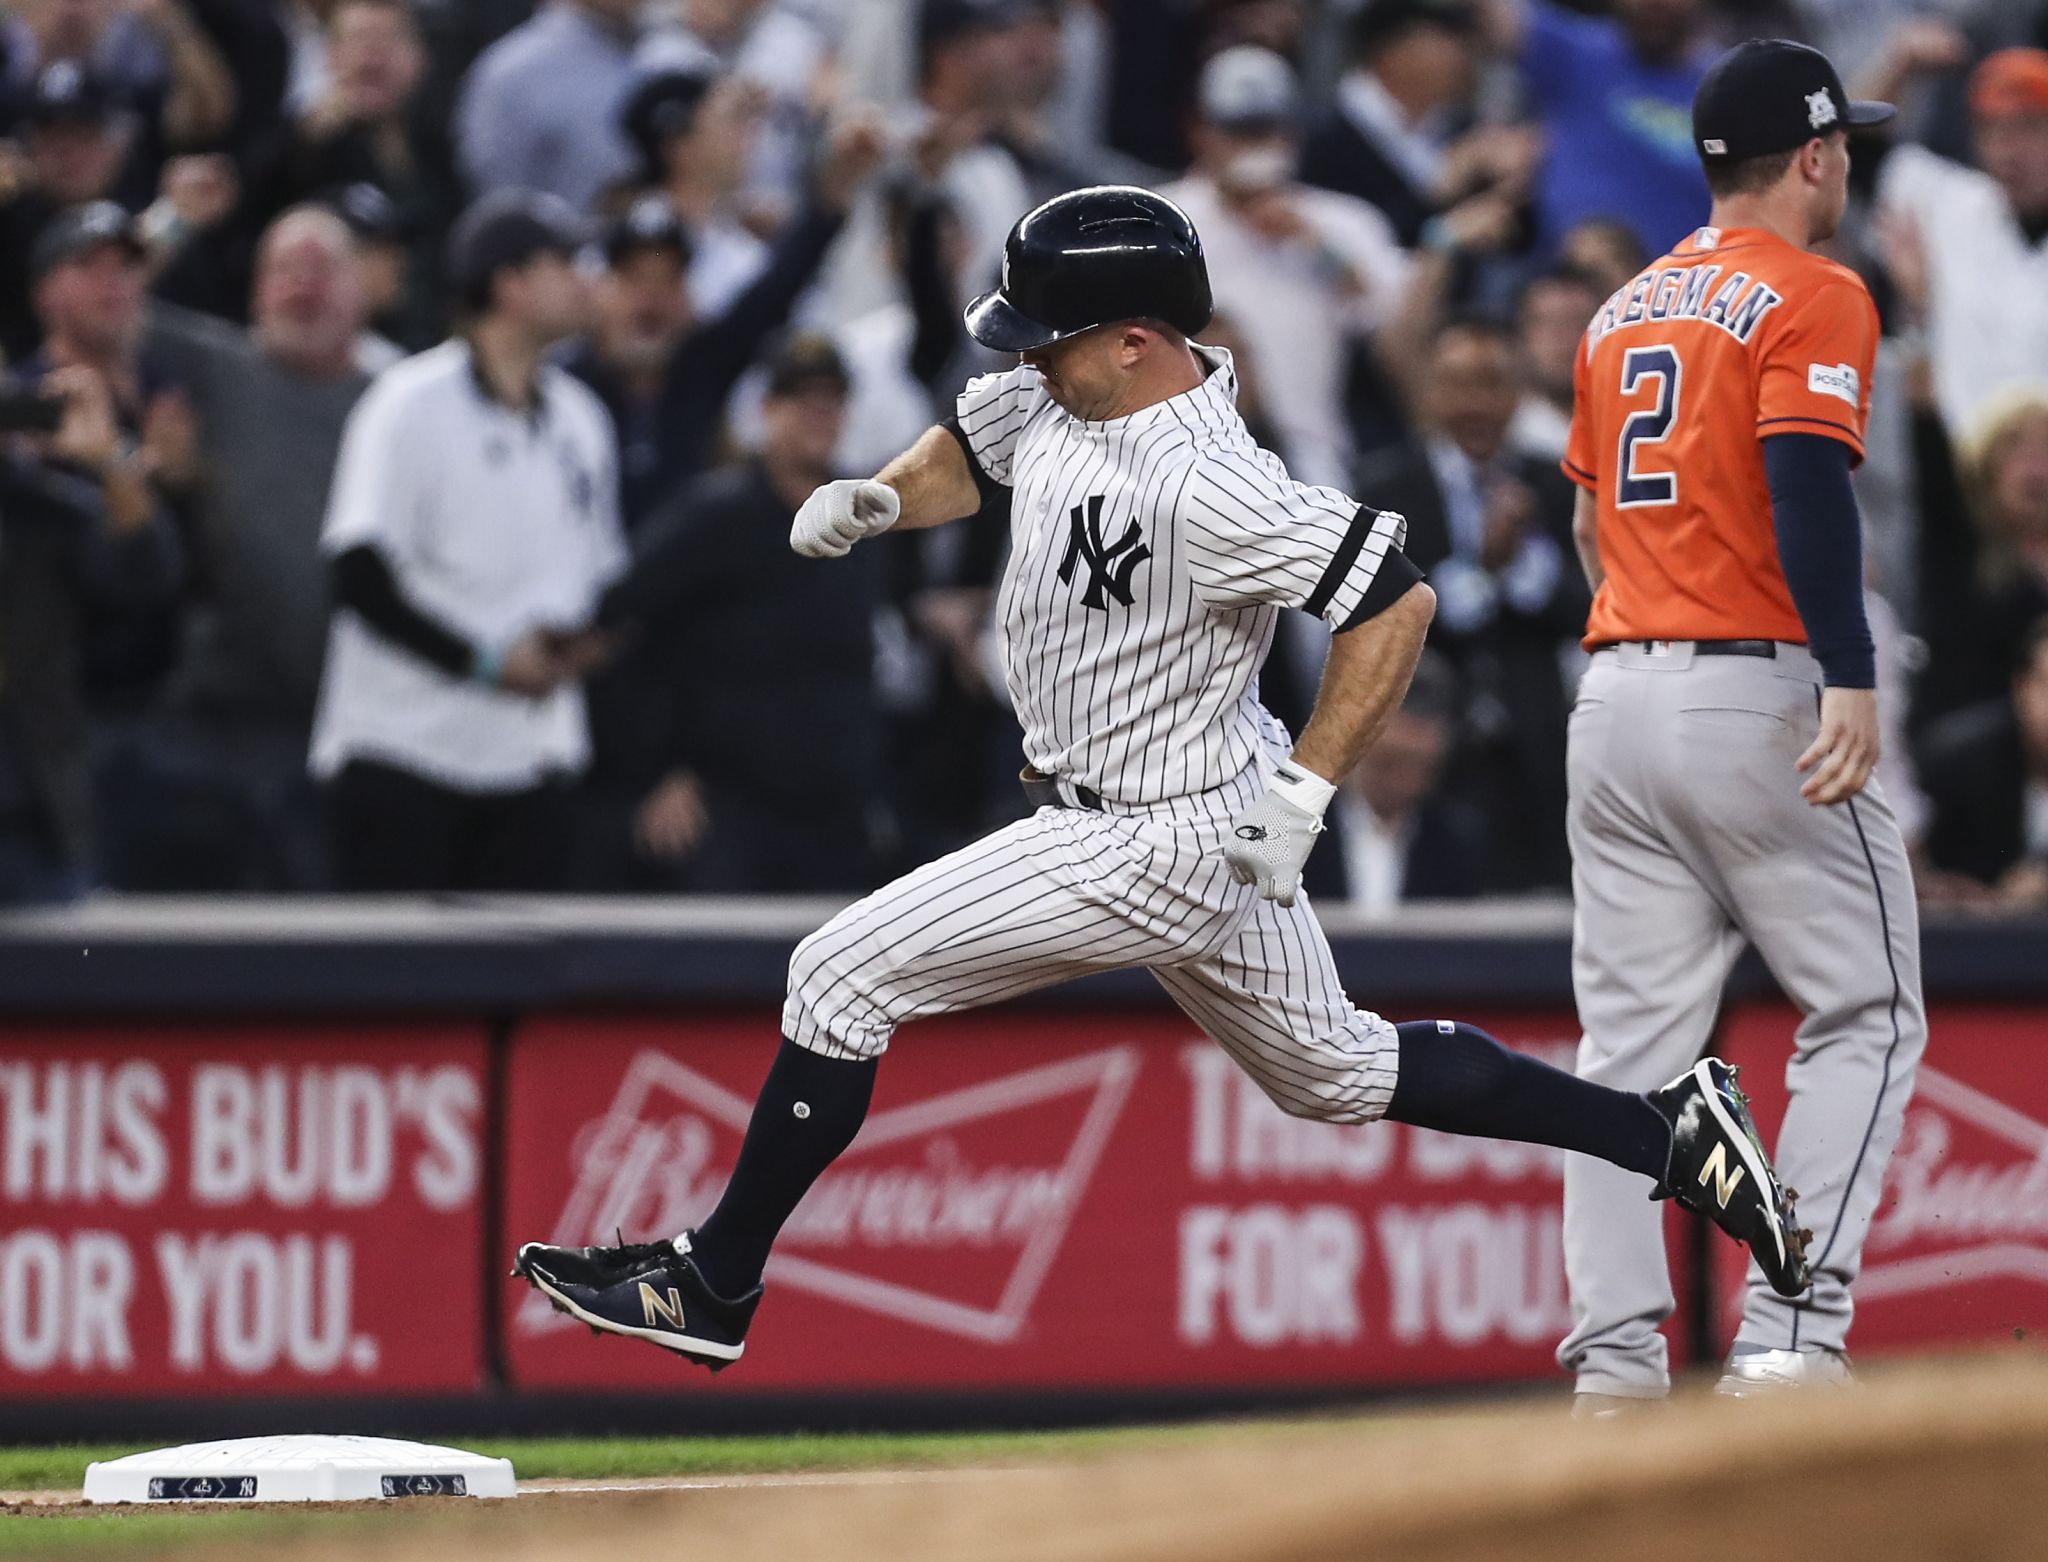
<box><xmin>12</xmin><ymin>1351</ymin><xmax>2048</xmax><ymax>1560</ymax></box>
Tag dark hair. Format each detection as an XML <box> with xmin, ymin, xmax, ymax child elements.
<box><xmin>460</xmin><ymin>255</ymin><xmax>536</xmax><ymax>319</ymax></box>
<box><xmin>1522</xmin><ymin>263</ymin><xmax>1603</xmax><ymax>300</ymax></box>
<box><xmin>1431</xmin><ymin>311</ymin><xmax>1515</xmax><ymax>351</ymax></box>
<box><xmin>1702</xmin><ymin>145</ymin><xmax>1801</xmax><ymax>198</ymax></box>
<box><xmin>1347</xmin><ymin>0</ymin><xmax>1477</xmax><ymax>64</ymax></box>
<box><xmin>1562</xmin><ymin>217</ymin><xmax>1647</xmax><ymax>276</ymax></box>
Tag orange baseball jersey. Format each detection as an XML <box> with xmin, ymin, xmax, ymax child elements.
<box><xmin>1562</xmin><ymin>224</ymin><xmax>1878</xmax><ymax>648</ymax></box>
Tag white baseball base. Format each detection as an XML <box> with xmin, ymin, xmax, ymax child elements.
<box><xmin>83</xmin><ymin>1435</ymin><xmax>517</xmax><ymax>1503</ymax></box>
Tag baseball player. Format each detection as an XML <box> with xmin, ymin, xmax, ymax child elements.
<box><xmin>1556</xmin><ymin>41</ymin><xmax>1927</xmax><ymax>1410</ymax></box>
<box><xmin>516</xmin><ymin>186</ymin><xmax>1806</xmax><ymax>1370</ymax></box>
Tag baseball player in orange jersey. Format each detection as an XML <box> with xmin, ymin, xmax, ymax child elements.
<box><xmin>1558</xmin><ymin>39</ymin><xmax>1928</xmax><ymax>1410</ymax></box>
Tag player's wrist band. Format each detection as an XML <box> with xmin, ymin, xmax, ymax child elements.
<box><xmin>1271</xmin><ymin>761</ymin><xmax>1337</xmax><ymax>818</ymax></box>
<box><xmin>471</xmin><ymin>644</ymin><xmax>504</xmax><ymax>687</ymax></box>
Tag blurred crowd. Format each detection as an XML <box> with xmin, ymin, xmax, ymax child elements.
<box><xmin>0</xmin><ymin>0</ymin><xmax>2044</xmax><ymax>911</ymax></box>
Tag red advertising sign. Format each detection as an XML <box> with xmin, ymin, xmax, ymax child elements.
<box><xmin>503</xmin><ymin>1011</ymin><xmax>1697</xmax><ymax>1392</ymax></box>
<box><xmin>0</xmin><ymin>1025</ymin><xmax>487</xmax><ymax>1397</ymax></box>
<box><xmin>1713</xmin><ymin>1003</ymin><xmax>2048</xmax><ymax>1352</ymax></box>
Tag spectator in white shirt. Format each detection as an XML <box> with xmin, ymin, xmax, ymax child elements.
<box><xmin>310</xmin><ymin>191</ymin><xmax>626</xmax><ymax>891</ymax></box>
<box><xmin>1160</xmin><ymin>45</ymin><xmax>1409</xmax><ymax>488</ymax></box>
<box><xmin>1873</xmin><ymin>41</ymin><xmax>2048</xmax><ymax>433</ymax></box>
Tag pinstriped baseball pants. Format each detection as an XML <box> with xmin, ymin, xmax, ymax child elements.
<box><xmin>783</xmin><ymin>767</ymin><xmax>1400</xmax><ymax>1124</ymax></box>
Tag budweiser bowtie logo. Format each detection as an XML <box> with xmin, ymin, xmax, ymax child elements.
<box><xmin>1859</xmin><ymin>1065</ymin><xmax>2048</xmax><ymax>1299</ymax></box>
<box><xmin>521</xmin><ymin>1045</ymin><xmax>1140</xmax><ymax>1342</ymax></box>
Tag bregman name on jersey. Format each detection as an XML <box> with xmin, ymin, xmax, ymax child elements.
<box><xmin>1587</xmin><ymin>265</ymin><xmax>1785</xmax><ymax>350</ymax></box>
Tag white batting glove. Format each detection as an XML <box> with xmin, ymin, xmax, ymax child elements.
<box><xmin>1223</xmin><ymin>763</ymin><xmax>1336</xmax><ymax>908</ymax></box>
<box><xmin>790</xmin><ymin>478</ymin><xmax>901</xmax><ymax>559</ymax></box>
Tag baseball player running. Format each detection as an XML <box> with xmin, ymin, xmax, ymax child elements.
<box><xmin>1557</xmin><ymin>41</ymin><xmax>1927</xmax><ymax>1409</ymax></box>
<box><xmin>516</xmin><ymin>186</ymin><xmax>1807</xmax><ymax>1371</ymax></box>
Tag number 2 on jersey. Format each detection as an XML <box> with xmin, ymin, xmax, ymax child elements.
<box><xmin>1616</xmin><ymin>345</ymin><xmax>1681</xmax><ymax>508</ymax></box>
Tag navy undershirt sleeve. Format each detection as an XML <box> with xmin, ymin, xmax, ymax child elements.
<box><xmin>1762</xmin><ymin>433</ymin><xmax>1875</xmax><ymax>690</ymax></box>
<box><xmin>330</xmin><ymin>544</ymin><xmax>478</xmax><ymax>679</ymax></box>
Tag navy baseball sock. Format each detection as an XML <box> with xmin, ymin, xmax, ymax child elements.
<box><xmin>1386</xmin><ymin>1020</ymin><xmax>1670</xmax><ymax>1182</ymax></box>
<box><xmin>689</xmin><ymin>1037</ymin><xmax>876</xmax><ymax>1298</ymax></box>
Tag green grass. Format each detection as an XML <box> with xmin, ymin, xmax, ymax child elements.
<box><xmin>465</xmin><ymin>1422</ymin><xmax>1263</xmax><ymax>1480</ymax></box>
<box><xmin>0</xmin><ymin>1420</ymin><xmax>1286</xmax><ymax>1495</ymax></box>
<box><xmin>0</xmin><ymin>1510</ymin><xmax>384</xmax><ymax>1557</ymax></box>
<box><xmin>0</xmin><ymin>1450</ymin><xmax>153</xmax><ymax>1495</ymax></box>
<box><xmin>0</xmin><ymin>1418</ymin><xmax>1381</xmax><ymax>1558</ymax></box>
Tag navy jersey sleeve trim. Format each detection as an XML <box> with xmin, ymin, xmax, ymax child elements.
<box><xmin>1337</xmin><ymin>547</ymin><xmax>1426</xmax><ymax>630</ymax></box>
<box><xmin>1757</xmin><ymin>414</ymin><xmax>1862</xmax><ymax>443</ymax></box>
<box><xmin>1303</xmin><ymin>503</ymin><xmax>1386</xmax><ymax>620</ymax></box>
<box><xmin>941</xmin><ymin>415</ymin><xmax>1008</xmax><ymax>505</ymax></box>
<box><xmin>1762</xmin><ymin>432</ymin><xmax>1875</xmax><ymax>689</ymax></box>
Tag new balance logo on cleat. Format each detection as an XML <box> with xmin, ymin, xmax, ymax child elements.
<box><xmin>1650</xmin><ymin>1059</ymin><xmax>1812</xmax><ymax>1298</ymax></box>
<box><xmin>1697</xmin><ymin>1141</ymin><xmax>1747</xmax><ymax>1207</ymax></box>
<box><xmin>512</xmin><ymin>1232</ymin><xmax>760</xmax><ymax>1372</ymax></box>
<box><xmin>639</xmin><ymin>1282</ymin><xmax>685</xmax><ymax>1331</ymax></box>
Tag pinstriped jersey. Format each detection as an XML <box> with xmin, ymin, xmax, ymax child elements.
<box><xmin>954</xmin><ymin>343</ymin><xmax>1407</xmax><ymax>805</ymax></box>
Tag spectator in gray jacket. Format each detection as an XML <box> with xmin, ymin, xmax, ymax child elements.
<box><xmin>140</xmin><ymin>205</ymin><xmax>375</xmax><ymax>887</ymax></box>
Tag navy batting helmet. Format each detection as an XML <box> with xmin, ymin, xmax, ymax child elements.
<box><xmin>965</xmin><ymin>186</ymin><xmax>1212</xmax><ymax>353</ymax></box>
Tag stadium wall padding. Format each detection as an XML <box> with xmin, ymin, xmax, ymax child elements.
<box><xmin>0</xmin><ymin>899</ymin><xmax>2040</xmax><ymax>1436</ymax></box>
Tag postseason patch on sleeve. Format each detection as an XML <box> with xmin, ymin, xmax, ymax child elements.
<box><xmin>1807</xmin><ymin>361</ymin><xmax>1860</xmax><ymax>406</ymax></box>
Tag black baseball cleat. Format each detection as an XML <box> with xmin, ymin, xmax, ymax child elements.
<box><xmin>1650</xmin><ymin>1059</ymin><xmax>1812</xmax><ymax>1299</ymax></box>
<box><xmin>512</xmin><ymin>1231</ymin><xmax>760</xmax><ymax>1371</ymax></box>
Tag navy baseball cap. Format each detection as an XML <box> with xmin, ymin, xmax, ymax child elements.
<box><xmin>446</xmin><ymin>189</ymin><xmax>590</xmax><ymax>296</ymax></box>
<box><xmin>1693</xmin><ymin>40</ymin><xmax>1894</xmax><ymax>165</ymax></box>
<box><xmin>1198</xmin><ymin>46</ymin><xmax>1299</xmax><ymax>131</ymax></box>
<box><xmin>325</xmin><ymin>181</ymin><xmax>405</xmax><ymax>245</ymax></box>
<box><xmin>31</xmin><ymin>201</ymin><xmax>144</xmax><ymax>281</ymax></box>
<box><xmin>604</xmin><ymin>195</ymin><xmax>692</xmax><ymax>268</ymax></box>
<box><xmin>761</xmin><ymin>331</ymin><xmax>850</xmax><ymax>398</ymax></box>
<box><xmin>24</xmin><ymin>59</ymin><xmax>118</xmax><ymax>127</ymax></box>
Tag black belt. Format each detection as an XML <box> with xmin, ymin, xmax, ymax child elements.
<box><xmin>1020</xmin><ymin>766</ymin><xmax>1103</xmax><ymax>811</ymax></box>
<box><xmin>1608</xmin><ymin>639</ymin><xmax>1778</xmax><ymax>659</ymax></box>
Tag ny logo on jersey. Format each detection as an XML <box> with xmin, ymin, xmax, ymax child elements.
<box><xmin>1058</xmin><ymin>495</ymin><xmax>1151</xmax><ymax>610</ymax></box>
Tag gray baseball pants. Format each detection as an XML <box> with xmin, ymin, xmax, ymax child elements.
<box><xmin>1558</xmin><ymin>640</ymin><xmax>1926</xmax><ymax>1396</ymax></box>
